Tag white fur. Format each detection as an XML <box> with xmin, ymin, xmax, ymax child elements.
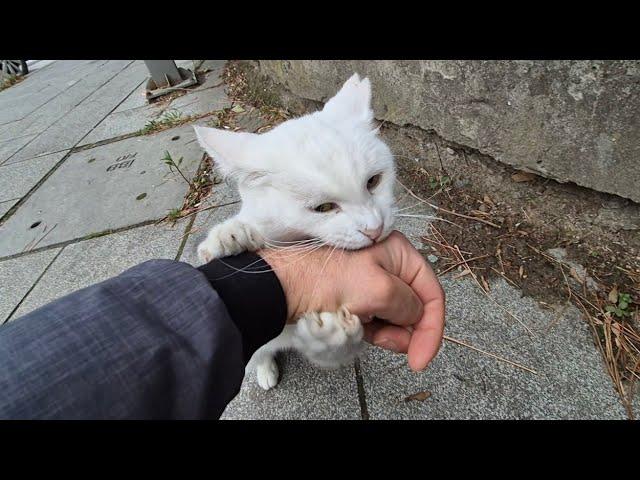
<box><xmin>194</xmin><ymin>73</ymin><xmax>396</xmax><ymax>390</ymax></box>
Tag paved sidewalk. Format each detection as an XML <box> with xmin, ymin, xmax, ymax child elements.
<box><xmin>0</xmin><ymin>61</ymin><xmax>633</xmax><ymax>419</ymax></box>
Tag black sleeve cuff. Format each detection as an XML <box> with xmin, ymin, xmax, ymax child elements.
<box><xmin>197</xmin><ymin>252</ymin><xmax>287</xmax><ymax>365</ymax></box>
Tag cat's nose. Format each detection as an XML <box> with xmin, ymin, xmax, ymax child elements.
<box><xmin>360</xmin><ymin>225</ymin><xmax>383</xmax><ymax>242</ymax></box>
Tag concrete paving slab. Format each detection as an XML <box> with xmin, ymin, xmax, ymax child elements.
<box><xmin>222</xmin><ymin>352</ymin><xmax>361</xmax><ymax>420</ymax></box>
<box><xmin>199</xmin><ymin>60</ymin><xmax>226</xmax><ymax>73</ymax></box>
<box><xmin>0</xmin><ymin>151</ymin><xmax>67</xmax><ymax>202</ymax></box>
<box><xmin>0</xmin><ymin>63</ymin><xmax>136</xmax><ymax>164</ymax></box>
<box><xmin>113</xmin><ymin>82</ymin><xmax>151</xmax><ymax>113</ymax></box>
<box><xmin>359</xmin><ymin>275</ymin><xmax>627</xmax><ymax>419</ymax></box>
<box><xmin>14</xmin><ymin>61</ymin><xmax>107</xmax><ymax>95</ymax></box>
<box><xmin>0</xmin><ymin>200</ymin><xmax>17</xmax><ymax>218</ymax></box>
<box><xmin>0</xmin><ymin>116</ymin><xmax>50</xmax><ymax>144</ymax></box>
<box><xmin>0</xmin><ymin>248</ymin><xmax>61</xmax><ymax>324</ymax></box>
<box><xmin>0</xmin><ymin>125</ymin><xmax>204</xmax><ymax>258</ymax></box>
<box><xmin>193</xmin><ymin>64</ymin><xmax>226</xmax><ymax>92</ymax></box>
<box><xmin>0</xmin><ymin>135</ymin><xmax>36</xmax><ymax>164</ymax></box>
<box><xmin>0</xmin><ymin>85</ymin><xmax>68</xmax><ymax>126</ymax></box>
<box><xmin>0</xmin><ymin>61</ymin><xmax>132</xmax><ymax>130</ymax></box>
<box><xmin>8</xmin><ymin>62</ymin><xmax>146</xmax><ymax>162</ymax></box>
<box><xmin>79</xmin><ymin>103</ymin><xmax>166</xmax><ymax>146</ymax></box>
<box><xmin>11</xmin><ymin>221</ymin><xmax>186</xmax><ymax>320</ymax></box>
<box><xmin>0</xmin><ymin>62</ymin><xmax>107</xmax><ymax>113</ymax></box>
<box><xmin>25</xmin><ymin>60</ymin><xmax>57</xmax><ymax>72</ymax></box>
<box><xmin>109</xmin><ymin>61</ymin><xmax>224</xmax><ymax>116</ymax></box>
<box><xmin>168</xmin><ymin>86</ymin><xmax>231</xmax><ymax>118</ymax></box>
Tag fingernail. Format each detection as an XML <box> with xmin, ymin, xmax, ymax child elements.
<box><xmin>375</xmin><ymin>338</ymin><xmax>399</xmax><ymax>352</ymax></box>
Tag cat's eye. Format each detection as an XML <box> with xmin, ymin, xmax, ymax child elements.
<box><xmin>314</xmin><ymin>202</ymin><xmax>339</xmax><ymax>213</ymax></box>
<box><xmin>367</xmin><ymin>174</ymin><xmax>382</xmax><ymax>191</ymax></box>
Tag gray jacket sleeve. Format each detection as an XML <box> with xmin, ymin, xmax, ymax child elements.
<box><xmin>0</xmin><ymin>257</ymin><xmax>286</xmax><ymax>419</ymax></box>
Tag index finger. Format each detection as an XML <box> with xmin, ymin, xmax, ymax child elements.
<box><xmin>375</xmin><ymin>231</ymin><xmax>446</xmax><ymax>371</ymax></box>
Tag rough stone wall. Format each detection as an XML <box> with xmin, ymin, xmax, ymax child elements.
<box><xmin>253</xmin><ymin>60</ymin><xmax>640</xmax><ymax>203</ymax></box>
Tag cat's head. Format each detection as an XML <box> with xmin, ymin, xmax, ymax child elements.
<box><xmin>194</xmin><ymin>73</ymin><xmax>395</xmax><ymax>250</ymax></box>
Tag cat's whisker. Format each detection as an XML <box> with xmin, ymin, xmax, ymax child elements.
<box><xmin>392</xmin><ymin>201</ymin><xmax>430</xmax><ymax>213</ymax></box>
<box><xmin>263</xmin><ymin>240</ymin><xmax>323</xmax><ymax>251</ymax></box>
<box><xmin>310</xmin><ymin>243</ymin><xmax>338</xmax><ymax>298</ymax></box>
<box><xmin>262</xmin><ymin>237</ymin><xmax>323</xmax><ymax>250</ymax></box>
<box><xmin>211</xmin><ymin>257</ymin><xmax>274</xmax><ymax>278</ymax></box>
<box><xmin>262</xmin><ymin>240</ymin><xmax>326</xmax><ymax>258</ymax></box>
<box><xmin>219</xmin><ymin>240</ymin><xmax>325</xmax><ymax>274</ymax></box>
<box><xmin>211</xmin><ymin>241</ymin><xmax>331</xmax><ymax>280</ymax></box>
<box><xmin>241</xmin><ymin>242</ymin><xmax>330</xmax><ymax>275</ymax></box>
<box><xmin>395</xmin><ymin>213</ymin><xmax>463</xmax><ymax>229</ymax></box>
<box><xmin>263</xmin><ymin>237</ymin><xmax>321</xmax><ymax>245</ymax></box>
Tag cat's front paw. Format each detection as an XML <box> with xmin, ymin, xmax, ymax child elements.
<box><xmin>255</xmin><ymin>357</ymin><xmax>279</xmax><ymax>390</ymax></box>
<box><xmin>197</xmin><ymin>220</ymin><xmax>264</xmax><ymax>263</ymax></box>
<box><xmin>294</xmin><ymin>306</ymin><xmax>365</xmax><ymax>368</ymax></box>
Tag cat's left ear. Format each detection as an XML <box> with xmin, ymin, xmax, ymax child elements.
<box><xmin>320</xmin><ymin>73</ymin><xmax>375</xmax><ymax>128</ymax></box>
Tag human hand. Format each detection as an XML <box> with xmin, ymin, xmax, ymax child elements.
<box><xmin>259</xmin><ymin>231</ymin><xmax>446</xmax><ymax>371</ymax></box>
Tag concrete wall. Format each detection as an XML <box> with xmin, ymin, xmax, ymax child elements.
<box><xmin>253</xmin><ymin>60</ymin><xmax>640</xmax><ymax>203</ymax></box>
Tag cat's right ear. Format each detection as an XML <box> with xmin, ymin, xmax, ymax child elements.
<box><xmin>193</xmin><ymin>125</ymin><xmax>258</xmax><ymax>179</ymax></box>
<box><xmin>320</xmin><ymin>73</ymin><xmax>374</xmax><ymax>127</ymax></box>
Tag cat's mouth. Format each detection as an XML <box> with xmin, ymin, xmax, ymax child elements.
<box><xmin>327</xmin><ymin>226</ymin><xmax>390</xmax><ymax>250</ymax></box>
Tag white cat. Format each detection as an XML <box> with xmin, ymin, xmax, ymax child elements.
<box><xmin>194</xmin><ymin>73</ymin><xmax>396</xmax><ymax>390</ymax></box>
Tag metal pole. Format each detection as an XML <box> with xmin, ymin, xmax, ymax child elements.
<box><xmin>143</xmin><ymin>60</ymin><xmax>183</xmax><ymax>88</ymax></box>
<box><xmin>142</xmin><ymin>60</ymin><xmax>198</xmax><ymax>100</ymax></box>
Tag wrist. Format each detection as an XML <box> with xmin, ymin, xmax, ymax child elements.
<box><xmin>258</xmin><ymin>246</ymin><xmax>347</xmax><ymax>323</ymax></box>
<box><xmin>257</xmin><ymin>249</ymin><xmax>304</xmax><ymax>323</ymax></box>
<box><xmin>196</xmin><ymin>252</ymin><xmax>288</xmax><ymax>363</ymax></box>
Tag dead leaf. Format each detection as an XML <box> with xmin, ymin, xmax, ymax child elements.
<box><xmin>471</xmin><ymin>209</ymin><xmax>490</xmax><ymax>217</ymax></box>
<box><xmin>519</xmin><ymin>265</ymin><xmax>524</xmax><ymax>278</ymax></box>
<box><xmin>481</xmin><ymin>275</ymin><xmax>490</xmax><ymax>292</ymax></box>
<box><xmin>483</xmin><ymin>195</ymin><xmax>494</xmax><ymax>206</ymax></box>
<box><xmin>569</xmin><ymin>267</ymin><xmax>584</xmax><ymax>284</ymax></box>
<box><xmin>608</xmin><ymin>286</ymin><xmax>619</xmax><ymax>304</ymax></box>
<box><xmin>404</xmin><ymin>391</ymin><xmax>431</xmax><ymax>402</ymax></box>
<box><xmin>511</xmin><ymin>171</ymin><xmax>537</xmax><ymax>183</ymax></box>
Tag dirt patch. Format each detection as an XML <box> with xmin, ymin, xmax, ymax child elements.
<box><xmin>389</xmin><ymin>128</ymin><xmax>640</xmax><ymax>416</ymax></box>
<box><xmin>0</xmin><ymin>74</ymin><xmax>25</xmax><ymax>92</ymax></box>
<box><xmin>161</xmin><ymin>153</ymin><xmax>215</xmax><ymax>224</ymax></box>
<box><xmin>387</xmin><ymin>125</ymin><xmax>639</xmax><ymax>307</ymax></box>
<box><xmin>396</xmin><ymin>159</ymin><xmax>639</xmax><ymax>306</ymax></box>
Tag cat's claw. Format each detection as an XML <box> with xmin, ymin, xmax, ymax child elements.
<box><xmin>294</xmin><ymin>306</ymin><xmax>365</xmax><ymax>368</ymax></box>
<box><xmin>197</xmin><ymin>219</ymin><xmax>264</xmax><ymax>263</ymax></box>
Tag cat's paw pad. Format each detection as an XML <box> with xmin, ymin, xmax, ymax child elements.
<box><xmin>256</xmin><ymin>358</ymin><xmax>279</xmax><ymax>391</ymax></box>
<box><xmin>197</xmin><ymin>221</ymin><xmax>263</xmax><ymax>263</ymax></box>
